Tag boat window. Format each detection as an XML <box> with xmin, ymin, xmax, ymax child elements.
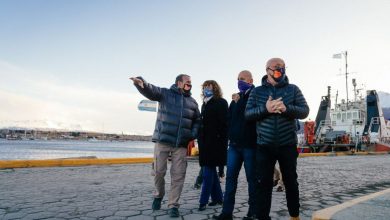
<box><xmin>342</xmin><ymin>113</ymin><xmax>346</xmax><ymax>120</ymax></box>
<box><xmin>337</xmin><ymin>113</ymin><xmax>341</xmax><ymax>120</ymax></box>
<box><xmin>353</xmin><ymin>112</ymin><xmax>358</xmax><ymax>119</ymax></box>
<box><xmin>347</xmin><ymin>112</ymin><xmax>352</xmax><ymax>120</ymax></box>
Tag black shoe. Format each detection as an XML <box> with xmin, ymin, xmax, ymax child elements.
<box><xmin>168</xmin><ymin>207</ymin><xmax>180</xmax><ymax>217</ymax></box>
<box><xmin>198</xmin><ymin>204</ymin><xmax>207</xmax><ymax>211</ymax></box>
<box><xmin>243</xmin><ymin>211</ymin><xmax>255</xmax><ymax>220</ymax></box>
<box><xmin>152</xmin><ymin>198</ymin><xmax>162</xmax><ymax>210</ymax></box>
<box><xmin>193</xmin><ymin>183</ymin><xmax>201</xmax><ymax>189</ymax></box>
<box><xmin>208</xmin><ymin>201</ymin><xmax>223</xmax><ymax>206</ymax></box>
<box><xmin>243</xmin><ymin>215</ymin><xmax>255</xmax><ymax>220</ymax></box>
<box><xmin>276</xmin><ymin>185</ymin><xmax>285</xmax><ymax>192</ymax></box>
<box><xmin>212</xmin><ymin>213</ymin><xmax>233</xmax><ymax>220</ymax></box>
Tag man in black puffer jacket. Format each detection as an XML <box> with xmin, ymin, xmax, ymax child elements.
<box><xmin>245</xmin><ymin>58</ymin><xmax>309</xmax><ymax>220</ymax></box>
<box><xmin>213</xmin><ymin>70</ymin><xmax>257</xmax><ymax>220</ymax></box>
<box><xmin>130</xmin><ymin>74</ymin><xmax>201</xmax><ymax>218</ymax></box>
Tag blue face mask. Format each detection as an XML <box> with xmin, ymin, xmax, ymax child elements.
<box><xmin>203</xmin><ymin>88</ymin><xmax>213</xmax><ymax>97</ymax></box>
<box><xmin>238</xmin><ymin>80</ymin><xmax>252</xmax><ymax>93</ymax></box>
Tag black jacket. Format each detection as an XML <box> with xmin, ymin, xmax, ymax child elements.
<box><xmin>198</xmin><ymin>97</ymin><xmax>229</xmax><ymax>167</ymax></box>
<box><xmin>228</xmin><ymin>86</ymin><xmax>257</xmax><ymax>148</ymax></box>
<box><xmin>134</xmin><ymin>77</ymin><xmax>201</xmax><ymax>148</ymax></box>
<box><xmin>245</xmin><ymin>75</ymin><xmax>309</xmax><ymax>146</ymax></box>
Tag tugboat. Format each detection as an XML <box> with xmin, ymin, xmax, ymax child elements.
<box><xmin>301</xmin><ymin>86</ymin><xmax>390</xmax><ymax>152</ymax></box>
<box><xmin>300</xmin><ymin>52</ymin><xmax>390</xmax><ymax>152</ymax></box>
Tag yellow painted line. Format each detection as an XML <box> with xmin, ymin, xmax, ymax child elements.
<box><xmin>0</xmin><ymin>157</ymin><xmax>153</xmax><ymax>169</ymax></box>
<box><xmin>1</xmin><ymin>151</ymin><xmax>388</xmax><ymax>169</ymax></box>
<box><xmin>299</xmin><ymin>153</ymin><xmax>330</xmax><ymax>157</ymax></box>
<box><xmin>312</xmin><ymin>188</ymin><xmax>390</xmax><ymax>220</ymax></box>
<box><xmin>299</xmin><ymin>151</ymin><xmax>389</xmax><ymax>158</ymax></box>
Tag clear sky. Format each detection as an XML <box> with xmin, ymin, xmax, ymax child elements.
<box><xmin>1</xmin><ymin>0</ymin><xmax>390</xmax><ymax>134</ymax></box>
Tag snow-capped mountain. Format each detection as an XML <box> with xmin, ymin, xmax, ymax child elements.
<box><xmin>378</xmin><ymin>91</ymin><xmax>390</xmax><ymax>119</ymax></box>
<box><xmin>0</xmin><ymin>120</ymin><xmax>83</xmax><ymax>131</ymax></box>
<box><xmin>378</xmin><ymin>91</ymin><xmax>390</xmax><ymax>108</ymax></box>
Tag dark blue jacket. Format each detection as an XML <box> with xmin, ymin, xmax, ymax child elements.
<box><xmin>134</xmin><ymin>77</ymin><xmax>201</xmax><ymax>148</ymax></box>
<box><xmin>228</xmin><ymin>86</ymin><xmax>257</xmax><ymax>148</ymax></box>
<box><xmin>245</xmin><ymin>75</ymin><xmax>309</xmax><ymax>146</ymax></box>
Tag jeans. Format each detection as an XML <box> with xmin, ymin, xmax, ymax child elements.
<box><xmin>195</xmin><ymin>166</ymin><xmax>224</xmax><ymax>187</ymax></box>
<box><xmin>222</xmin><ymin>145</ymin><xmax>256</xmax><ymax>215</ymax></box>
<box><xmin>199</xmin><ymin>166</ymin><xmax>223</xmax><ymax>205</ymax></box>
<box><xmin>255</xmin><ymin>144</ymin><xmax>300</xmax><ymax>220</ymax></box>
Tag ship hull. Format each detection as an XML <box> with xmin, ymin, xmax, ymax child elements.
<box><xmin>374</xmin><ymin>142</ymin><xmax>390</xmax><ymax>152</ymax></box>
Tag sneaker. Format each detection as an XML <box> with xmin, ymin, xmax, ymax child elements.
<box><xmin>208</xmin><ymin>201</ymin><xmax>223</xmax><ymax>206</ymax></box>
<box><xmin>152</xmin><ymin>198</ymin><xmax>162</xmax><ymax>210</ymax></box>
<box><xmin>168</xmin><ymin>207</ymin><xmax>180</xmax><ymax>218</ymax></box>
<box><xmin>212</xmin><ymin>213</ymin><xmax>233</xmax><ymax>220</ymax></box>
<box><xmin>198</xmin><ymin>204</ymin><xmax>207</xmax><ymax>211</ymax></box>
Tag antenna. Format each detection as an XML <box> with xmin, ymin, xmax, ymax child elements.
<box><xmin>333</xmin><ymin>51</ymin><xmax>349</xmax><ymax>108</ymax></box>
<box><xmin>352</xmin><ymin>78</ymin><xmax>357</xmax><ymax>102</ymax></box>
<box><xmin>344</xmin><ymin>51</ymin><xmax>349</xmax><ymax>108</ymax></box>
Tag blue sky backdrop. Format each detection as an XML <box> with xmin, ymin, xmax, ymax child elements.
<box><xmin>1</xmin><ymin>0</ymin><xmax>390</xmax><ymax>134</ymax></box>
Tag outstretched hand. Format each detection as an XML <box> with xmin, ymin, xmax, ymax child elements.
<box><xmin>129</xmin><ymin>77</ymin><xmax>144</xmax><ymax>88</ymax></box>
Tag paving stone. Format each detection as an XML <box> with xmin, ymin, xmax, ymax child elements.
<box><xmin>126</xmin><ymin>215</ymin><xmax>154</xmax><ymax>220</ymax></box>
<box><xmin>2</xmin><ymin>212</ymin><xmax>28</xmax><ymax>220</ymax></box>
<box><xmin>114</xmin><ymin>210</ymin><xmax>140</xmax><ymax>217</ymax></box>
<box><xmin>182</xmin><ymin>213</ymin><xmax>209</xmax><ymax>220</ymax></box>
<box><xmin>86</xmin><ymin>210</ymin><xmax>115</xmax><ymax>218</ymax></box>
<box><xmin>191</xmin><ymin>208</ymin><xmax>216</xmax><ymax>215</ymax></box>
<box><xmin>103</xmin><ymin>216</ymin><xmax>127</xmax><ymax>220</ymax></box>
<box><xmin>22</xmin><ymin>212</ymin><xmax>56</xmax><ymax>220</ymax></box>
<box><xmin>55</xmin><ymin>212</ymin><xmax>72</xmax><ymax>219</ymax></box>
<box><xmin>0</xmin><ymin>155</ymin><xmax>389</xmax><ymax>219</ymax></box>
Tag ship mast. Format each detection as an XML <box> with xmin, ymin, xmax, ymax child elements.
<box><xmin>352</xmin><ymin>78</ymin><xmax>357</xmax><ymax>102</ymax></box>
<box><xmin>345</xmin><ymin>51</ymin><xmax>349</xmax><ymax>108</ymax></box>
<box><xmin>333</xmin><ymin>51</ymin><xmax>349</xmax><ymax>108</ymax></box>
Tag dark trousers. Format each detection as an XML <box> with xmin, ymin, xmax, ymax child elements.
<box><xmin>222</xmin><ymin>145</ymin><xmax>256</xmax><ymax>215</ymax></box>
<box><xmin>195</xmin><ymin>166</ymin><xmax>224</xmax><ymax>187</ymax></box>
<box><xmin>199</xmin><ymin>166</ymin><xmax>223</xmax><ymax>205</ymax></box>
<box><xmin>255</xmin><ymin>144</ymin><xmax>300</xmax><ymax>219</ymax></box>
<box><xmin>195</xmin><ymin>167</ymin><xmax>203</xmax><ymax>186</ymax></box>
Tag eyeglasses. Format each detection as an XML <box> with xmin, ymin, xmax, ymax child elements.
<box><xmin>267</xmin><ymin>67</ymin><xmax>284</xmax><ymax>71</ymax></box>
<box><xmin>267</xmin><ymin>67</ymin><xmax>285</xmax><ymax>78</ymax></box>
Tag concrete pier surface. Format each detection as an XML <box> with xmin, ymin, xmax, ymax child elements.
<box><xmin>0</xmin><ymin>155</ymin><xmax>389</xmax><ymax>220</ymax></box>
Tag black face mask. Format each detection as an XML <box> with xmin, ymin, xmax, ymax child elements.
<box><xmin>183</xmin><ymin>84</ymin><xmax>192</xmax><ymax>93</ymax></box>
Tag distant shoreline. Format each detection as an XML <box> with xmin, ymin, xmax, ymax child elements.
<box><xmin>0</xmin><ymin>128</ymin><xmax>152</xmax><ymax>142</ymax></box>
